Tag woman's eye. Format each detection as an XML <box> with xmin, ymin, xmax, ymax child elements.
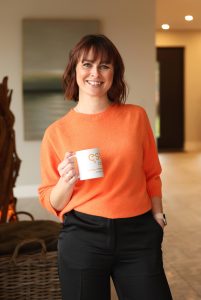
<box><xmin>99</xmin><ymin>64</ymin><xmax>109</xmax><ymax>70</ymax></box>
<box><xmin>83</xmin><ymin>63</ymin><xmax>91</xmax><ymax>68</ymax></box>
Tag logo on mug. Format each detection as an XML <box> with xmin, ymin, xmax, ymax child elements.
<box><xmin>88</xmin><ymin>152</ymin><xmax>100</xmax><ymax>163</ymax></box>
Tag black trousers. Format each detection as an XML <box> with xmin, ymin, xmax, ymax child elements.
<box><xmin>58</xmin><ymin>210</ymin><xmax>172</xmax><ymax>300</ymax></box>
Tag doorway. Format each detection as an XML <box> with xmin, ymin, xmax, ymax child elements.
<box><xmin>156</xmin><ymin>47</ymin><xmax>184</xmax><ymax>151</ymax></box>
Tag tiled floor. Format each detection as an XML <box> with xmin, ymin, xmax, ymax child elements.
<box><xmin>111</xmin><ymin>152</ymin><xmax>201</xmax><ymax>300</ymax></box>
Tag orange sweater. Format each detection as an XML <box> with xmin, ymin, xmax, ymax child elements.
<box><xmin>38</xmin><ymin>104</ymin><xmax>162</xmax><ymax>221</ymax></box>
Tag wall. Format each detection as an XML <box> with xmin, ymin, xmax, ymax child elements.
<box><xmin>0</xmin><ymin>0</ymin><xmax>155</xmax><ymax>218</ymax></box>
<box><xmin>156</xmin><ymin>31</ymin><xmax>201</xmax><ymax>151</ymax></box>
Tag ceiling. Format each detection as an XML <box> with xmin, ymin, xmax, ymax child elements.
<box><xmin>156</xmin><ymin>0</ymin><xmax>201</xmax><ymax>30</ymax></box>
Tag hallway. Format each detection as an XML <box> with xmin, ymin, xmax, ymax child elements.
<box><xmin>111</xmin><ymin>152</ymin><xmax>201</xmax><ymax>300</ymax></box>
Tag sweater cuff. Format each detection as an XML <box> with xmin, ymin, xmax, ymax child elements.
<box><xmin>38</xmin><ymin>187</ymin><xmax>60</xmax><ymax>217</ymax></box>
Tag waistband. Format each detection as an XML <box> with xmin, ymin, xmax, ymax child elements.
<box><xmin>64</xmin><ymin>209</ymin><xmax>152</xmax><ymax>223</ymax></box>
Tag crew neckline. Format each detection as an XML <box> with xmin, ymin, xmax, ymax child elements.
<box><xmin>70</xmin><ymin>103</ymin><xmax>118</xmax><ymax>120</ymax></box>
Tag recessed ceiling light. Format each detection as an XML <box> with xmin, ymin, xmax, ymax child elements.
<box><xmin>161</xmin><ymin>24</ymin><xmax>170</xmax><ymax>30</ymax></box>
<box><xmin>185</xmin><ymin>15</ymin><xmax>193</xmax><ymax>21</ymax></box>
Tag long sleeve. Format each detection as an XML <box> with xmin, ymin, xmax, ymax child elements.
<box><xmin>142</xmin><ymin>110</ymin><xmax>162</xmax><ymax>198</ymax></box>
<box><xmin>38</xmin><ymin>130</ymin><xmax>61</xmax><ymax>216</ymax></box>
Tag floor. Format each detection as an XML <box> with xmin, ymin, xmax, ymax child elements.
<box><xmin>111</xmin><ymin>152</ymin><xmax>201</xmax><ymax>300</ymax></box>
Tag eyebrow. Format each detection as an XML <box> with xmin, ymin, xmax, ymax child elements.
<box><xmin>81</xmin><ymin>59</ymin><xmax>94</xmax><ymax>63</ymax></box>
<box><xmin>81</xmin><ymin>59</ymin><xmax>111</xmax><ymax>64</ymax></box>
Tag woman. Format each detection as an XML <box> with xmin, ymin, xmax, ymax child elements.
<box><xmin>38</xmin><ymin>34</ymin><xmax>172</xmax><ymax>300</ymax></box>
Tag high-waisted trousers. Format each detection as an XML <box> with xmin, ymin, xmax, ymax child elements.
<box><xmin>58</xmin><ymin>209</ymin><xmax>172</xmax><ymax>300</ymax></box>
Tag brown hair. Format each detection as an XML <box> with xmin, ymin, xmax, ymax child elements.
<box><xmin>63</xmin><ymin>34</ymin><xmax>128</xmax><ymax>103</ymax></box>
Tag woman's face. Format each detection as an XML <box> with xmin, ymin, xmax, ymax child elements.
<box><xmin>75</xmin><ymin>49</ymin><xmax>114</xmax><ymax>101</ymax></box>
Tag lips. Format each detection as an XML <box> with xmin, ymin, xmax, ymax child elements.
<box><xmin>86</xmin><ymin>80</ymin><xmax>103</xmax><ymax>86</ymax></box>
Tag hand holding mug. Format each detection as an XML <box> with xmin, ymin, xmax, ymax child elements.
<box><xmin>57</xmin><ymin>152</ymin><xmax>78</xmax><ymax>185</ymax></box>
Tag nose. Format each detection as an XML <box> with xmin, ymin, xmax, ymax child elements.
<box><xmin>91</xmin><ymin>66</ymin><xmax>99</xmax><ymax>77</ymax></box>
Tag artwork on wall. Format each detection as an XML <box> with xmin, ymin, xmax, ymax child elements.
<box><xmin>23</xmin><ymin>19</ymin><xmax>100</xmax><ymax>140</ymax></box>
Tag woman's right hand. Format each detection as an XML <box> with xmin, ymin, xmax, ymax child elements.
<box><xmin>50</xmin><ymin>152</ymin><xmax>79</xmax><ymax>211</ymax></box>
<box><xmin>57</xmin><ymin>152</ymin><xmax>78</xmax><ymax>186</ymax></box>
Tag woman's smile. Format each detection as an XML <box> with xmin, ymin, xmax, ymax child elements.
<box><xmin>86</xmin><ymin>80</ymin><xmax>104</xmax><ymax>87</ymax></box>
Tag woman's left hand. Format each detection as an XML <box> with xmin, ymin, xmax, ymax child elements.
<box><xmin>154</xmin><ymin>218</ymin><xmax>165</xmax><ymax>230</ymax></box>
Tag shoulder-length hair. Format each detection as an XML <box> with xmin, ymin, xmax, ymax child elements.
<box><xmin>63</xmin><ymin>34</ymin><xmax>128</xmax><ymax>103</ymax></box>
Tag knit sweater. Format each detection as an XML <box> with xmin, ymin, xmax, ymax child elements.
<box><xmin>38</xmin><ymin>104</ymin><xmax>162</xmax><ymax>220</ymax></box>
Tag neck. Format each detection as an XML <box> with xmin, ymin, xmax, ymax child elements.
<box><xmin>74</xmin><ymin>97</ymin><xmax>111</xmax><ymax>114</ymax></box>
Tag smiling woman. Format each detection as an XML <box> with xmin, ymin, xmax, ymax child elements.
<box><xmin>38</xmin><ymin>34</ymin><xmax>172</xmax><ymax>300</ymax></box>
<box><xmin>63</xmin><ymin>34</ymin><xmax>127</xmax><ymax>105</ymax></box>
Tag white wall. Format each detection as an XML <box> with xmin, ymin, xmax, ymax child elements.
<box><xmin>0</xmin><ymin>0</ymin><xmax>155</xmax><ymax>218</ymax></box>
<box><xmin>156</xmin><ymin>31</ymin><xmax>201</xmax><ymax>151</ymax></box>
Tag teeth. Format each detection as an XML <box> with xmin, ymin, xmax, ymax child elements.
<box><xmin>87</xmin><ymin>80</ymin><xmax>102</xmax><ymax>86</ymax></box>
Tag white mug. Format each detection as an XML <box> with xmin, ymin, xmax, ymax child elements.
<box><xmin>74</xmin><ymin>148</ymin><xmax>104</xmax><ymax>180</ymax></box>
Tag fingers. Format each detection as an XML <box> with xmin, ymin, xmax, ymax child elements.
<box><xmin>57</xmin><ymin>152</ymin><xmax>78</xmax><ymax>184</ymax></box>
<box><xmin>65</xmin><ymin>170</ymin><xmax>78</xmax><ymax>185</ymax></box>
<box><xmin>58</xmin><ymin>160</ymin><xmax>74</xmax><ymax>177</ymax></box>
<box><xmin>64</xmin><ymin>151</ymin><xmax>74</xmax><ymax>160</ymax></box>
<box><xmin>155</xmin><ymin>218</ymin><xmax>165</xmax><ymax>230</ymax></box>
<box><xmin>62</xmin><ymin>168</ymin><xmax>78</xmax><ymax>184</ymax></box>
<box><xmin>58</xmin><ymin>152</ymin><xmax>74</xmax><ymax>176</ymax></box>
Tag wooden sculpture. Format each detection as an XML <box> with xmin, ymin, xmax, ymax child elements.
<box><xmin>0</xmin><ymin>77</ymin><xmax>21</xmax><ymax>223</ymax></box>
